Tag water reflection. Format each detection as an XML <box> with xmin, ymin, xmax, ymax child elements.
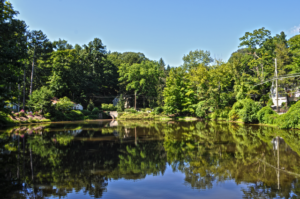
<box><xmin>1</xmin><ymin>121</ymin><xmax>300</xmax><ymax>198</ymax></box>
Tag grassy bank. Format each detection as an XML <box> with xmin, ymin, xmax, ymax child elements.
<box><xmin>0</xmin><ymin>109</ymin><xmax>112</xmax><ymax>127</ymax></box>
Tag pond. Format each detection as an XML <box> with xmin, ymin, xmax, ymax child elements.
<box><xmin>1</xmin><ymin>120</ymin><xmax>300</xmax><ymax>199</ymax></box>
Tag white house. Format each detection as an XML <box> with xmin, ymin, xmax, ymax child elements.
<box><xmin>4</xmin><ymin>103</ymin><xmax>20</xmax><ymax>111</ymax></box>
<box><xmin>270</xmin><ymin>83</ymin><xmax>300</xmax><ymax>107</ymax></box>
<box><xmin>73</xmin><ymin>103</ymin><xmax>83</xmax><ymax>110</ymax></box>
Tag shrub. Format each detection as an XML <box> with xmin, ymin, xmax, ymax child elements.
<box><xmin>212</xmin><ymin>108</ymin><xmax>231</xmax><ymax>120</ymax></box>
<box><xmin>125</xmin><ymin>108</ymin><xmax>137</xmax><ymax>113</ymax></box>
<box><xmin>27</xmin><ymin>86</ymin><xmax>54</xmax><ymax>113</ymax></box>
<box><xmin>28</xmin><ymin>118</ymin><xmax>33</xmax><ymax>123</ymax></box>
<box><xmin>44</xmin><ymin>112</ymin><xmax>51</xmax><ymax>119</ymax></box>
<box><xmin>54</xmin><ymin>111</ymin><xmax>65</xmax><ymax>121</ymax></box>
<box><xmin>154</xmin><ymin>107</ymin><xmax>164</xmax><ymax>114</ymax></box>
<box><xmin>228</xmin><ymin>99</ymin><xmax>261</xmax><ymax>123</ymax></box>
<box><xmin>102</xmin><ymin>103</ymin><xmax>117</xmax><ymax>111</ymax></box>
<box><xmin>276</xmin><ymin>100</ymin><xmax>300</xmax><ymax>129</ymax></box>
<box><xmin>257</xmin><ymin>107</ymin><xmax>278</xmax><ymax>124</ymax></box>
<box><xmin>92</xmin><ymin>107</ymin><xmax>99</xmax><ymax>115</ymax></box>
<box><xmin>117</xmin><ymin>94</ymin><xmax>125</xmax><ymax>112</ymax></box>
<box><xmin>19</xmin><ymin>111</ymin><xmax>25</xmax><ymax>117</ymax></box>
<box><xmin>145</xmin><ymin>108</ymin><xmax>152</xmax><ymax>112</ymax></box>
<box><xmin>66</xmin><ymin>110</ymin><xmax>84</xmax><ymax>120</ymax></box>
<box><xmin>55</xmin><ymin>97</ymin><xmax>74</xmax><ymax>112</ymax></box>
<box><xmin>87</xmin><ymin>115</ymin><xmax>99</xmax><ymax>119</ymax></box>
<box><xmin>81</xmin><ymin>110</ymin><xmax>91</xmax><ymax>116</ymax></box>
<box><xmin>87</xmin><ymin>99</ymin><xmax>95</xmax><ymax>111</ymax></box>
<box><xmin>196</xmin><ymin>101</ymin><xmax>210</xmax><ymax>118</ymax></box>
<box><xmin>267</xmin><ymin>99</ymin><xmax>273</xmax><ymax>107</ymax></box>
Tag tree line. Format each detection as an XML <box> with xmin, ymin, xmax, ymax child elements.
<box><xmin>1</xmin><ymin>0</ymin><xmax>300</xmax><ymax>120</ymax></box>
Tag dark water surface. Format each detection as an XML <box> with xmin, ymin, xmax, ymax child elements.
<box><xmin>1</xmin><ymin>120</ymin><xmax>300</xmax><ymax>199</ymax></box>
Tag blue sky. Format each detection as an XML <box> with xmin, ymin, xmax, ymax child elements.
<box><xmin>9</xmin><ymin>0</ymin><xmax>300</xmax><ymax>67</ymax></box>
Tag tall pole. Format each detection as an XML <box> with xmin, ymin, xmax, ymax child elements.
<box><xmin>275</xmin><ymin>58</ymin><xmax>279</xmax><ymax>113</ymax></box>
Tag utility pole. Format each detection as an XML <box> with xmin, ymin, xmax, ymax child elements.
<box><xmin>275</xmin><ymin>58</ymin><xmax>279</xmax><ymax>113</ymax></box>
<box><xmin>134</xmin><ymin>91</ymin><xmax>137</xmax><ymax>110</ymax></box>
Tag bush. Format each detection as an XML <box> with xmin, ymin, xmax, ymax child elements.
<box><xmin>145</xmin><ymin>108</ymin><xmax>152</xmax><ymax>112</ymax></box>
<box><xmin>87</xmin><ymin>99</ymin><xmax>95</xmax><ymax>111</ymax></box>
<box><xmin>44</xmin><ymin>112</ymin><xmax>51</xmax><ymax>119</ymax></box>
<box><xmin>211</xmin><ymin>108</ymin><xmax>231</xmax><ymax>120</ymax></box>
<box><xmin>81</xmin><ymin>110</ymin><xmax>91</xmax><ymax>116</ymax></box>
<box><xmin>228</xmin><ymin>99</ymin><xmax>261</xmax><ymax>123</ymax></box>
<box><xmin>18</xmin><ymin>109</ymin><xmax>25</xmax><ymax>117</ymax></box>
<box><xmin>102</xmin><ymin>103</ymin><xmax>117</xmax><ymax>111</ymax></box>
<box><xmin>277</xmin><ymin>100</ymin><xmax>300</xmax><ymax>129</ymax></box>
<box><xmin>267</xmin><ymin>99</ymin><xmax>273</xmax><ymax>107</ymax></box>
<box><xmin>92</xmin><ymin>107</ymin><xmax>99</xmax><ymax>115</ymax></box>
<box><xmin>67</xmin><ymin>110</ymin><xmax>84</xmax><ymax>120</ymax></box>
<box><xmin>117</xmin><ymin>94</ymin><xmax>125</xmax><ymax>112</ymax></box>
<box><xmin>257</xmin><ymin>106</ymin><xmax>278</xmax><ymax>124</ymax></box>
<box><xmin>125</xmin><ymin>108</ymin><xmax>137</xmax><ymax>113</ymax></box>
<box><xmin>27</xmin><ymin>86</ymin><xmax>54</xmax><ymax>113</ymax></box>
<box><xmin>86</xmin><ymin>115</ymin><xmax>99</xmax><ymax>119</ymax></box>
<box><xmin>0</xmin><ymin>111</ymin><xmax>15</xmax><ymax>125</ymax></box>
<box><xmin>54</xmin><ymin>111</ymin><xmax>65</xmax><ymax>121</ymax></box>
<box><xmin>154</xmin><ymin>107</ymin><xmax>164</xmax><ymax>114</ymax></box>
<box><xmin>196</xmin><ymin>101</ymin><xmax>210</xmax><ymax>118</ymax></box>
<box><xmin>55</xmin><ymin>97</ymin><xmax>74</xmax><ymax>112</ymax></box>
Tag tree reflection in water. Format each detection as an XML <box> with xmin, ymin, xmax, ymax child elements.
<box><xmin>1</xmin><ymin>120</ymin><xmax>300</xmax><ymax>198</ymax></box>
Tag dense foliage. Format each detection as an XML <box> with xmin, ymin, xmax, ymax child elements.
<box><xmin>2</xmin><ymin>0</ymin><xmax>300</xmax><ymax>128</ymax></box>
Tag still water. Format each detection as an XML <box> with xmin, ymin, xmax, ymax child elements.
<box><xmin>1</xmin><ymin>120</ymin><xmax>300</xmax><ymax>199</ymax></box>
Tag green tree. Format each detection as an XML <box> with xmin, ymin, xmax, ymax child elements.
<box><xmin>0</xmin><ymin>0</ymin><xmax>27</xmax><ymax>113</ymax></box>
<box><xmin>163</xmin><ymin>67</ymin><xmax>196</xmax><ymax>114</ymax></box>
<box><xmin>118</xmin><ymin>61</ymin><xmax>164</xmax><ymax>99</ymax></box>
<box><xmin>158</xmin><ymin>58</ymin><xmax>165</xmax><ymax>70</ymax></box>
<box><xmin>53</xmin><ymin>38</ymin><xmax>73</xmax><ymax>50</ymax></box>
<box><xmin>287</xmin><ymin>35</ymin><xmax>300</xmax><ymax>73</ymax></box>
<box><xmin>27</xmin><ymin>30</ymin><xmax>52</xmax><ymax>95</ymax></box>
<box><xmin>182</xmin><ymin>49</ymin><xmax>213</xmax><ymax>70</ymax></box>
<box><xmin>55</xmin><ymin>96</ymin><xmax>74</xmax><ymax>112</ymax></box>
<box><xmin>27</xmin><ymin>86</ymin><xmax>54</xmax><ymax>113</ymax></box>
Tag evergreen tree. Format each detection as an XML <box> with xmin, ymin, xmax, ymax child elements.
<box><xmin>158</xmin><ymin>58</ymin><xmax>165</xmax><ymax>70</ymax></box>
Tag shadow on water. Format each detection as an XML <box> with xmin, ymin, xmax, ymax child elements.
<box><xmin>1</xmin><ymin>120</ymin><xmax>300</xmax><ymax>198</ymax></box>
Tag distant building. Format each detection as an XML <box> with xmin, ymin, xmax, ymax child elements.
<box><xmin>270</xmin><ymin>84</ymin><xmax>300</xmax><ymax>107</ymax></box>
<box><xmin>4</xmin><ymin>103</ymin><xmax>20</xmax><ymax>111</ymax></box>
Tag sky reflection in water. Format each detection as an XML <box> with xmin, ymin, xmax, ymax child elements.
<box><xmin>1</xmin><ymin>120</ymin><xmax>300</xmax><ymax>199</ymax></box>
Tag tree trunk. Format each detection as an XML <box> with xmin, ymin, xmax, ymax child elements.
<box><xmin>18</xmin><ymin>79</ymin><xmax>20</xmax><ymax>112</ymax></box>
<box><xmin>23</xmin><ymin>64</ymin><xmax>26</xmax><ymax>110</ymax></box>
<box><xmin>30</xmin><ymin>49</ymin><xmax>36</xmax><ymax>96</ymax></box>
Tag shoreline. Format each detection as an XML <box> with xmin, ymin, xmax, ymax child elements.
<box><xmin>1</xmin><ymin>116</ymin><xmax>299</xmax><ymax>130</ymax></box>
